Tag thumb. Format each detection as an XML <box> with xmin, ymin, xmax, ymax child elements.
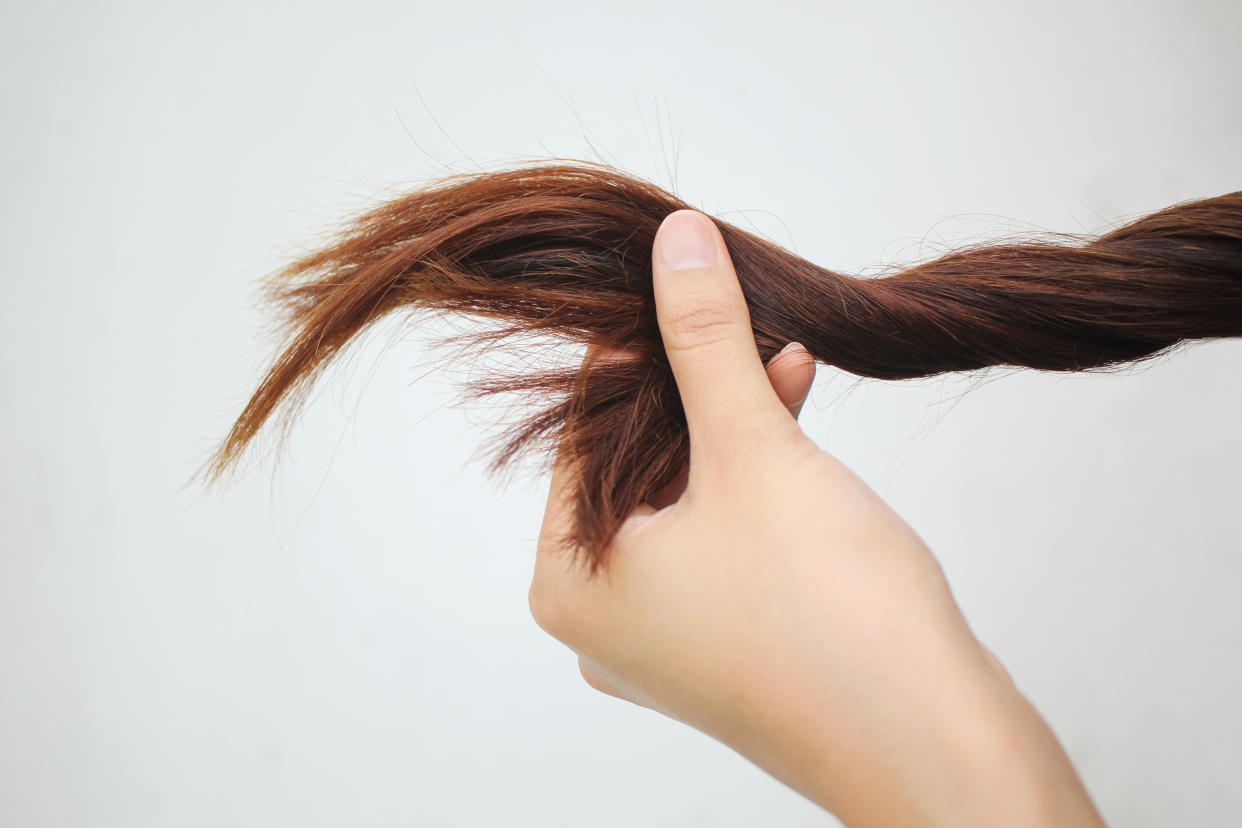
<box><xmin>652</xmin><ymin>210</ymin><xmax>788</xmax><ymax>466</ymax></box>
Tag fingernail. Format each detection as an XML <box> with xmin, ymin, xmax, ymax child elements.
<box><xmin>767</xmin><ymin>342</ymin><xmax>803</xmax><ymax>365</ymax></box>
<box><xmin>656</xmin><ymin>210</ymin><xmax>717</xmax><ymax>271</ymax></box>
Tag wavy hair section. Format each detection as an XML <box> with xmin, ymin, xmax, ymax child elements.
<box><xmin>201</xmin><ymin>163</ymin><xmax>1242</xmax><ymax>569</ymax></box>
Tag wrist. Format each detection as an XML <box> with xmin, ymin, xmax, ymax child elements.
<box><xmin>721</xmin><ymin>632</ymin><xmax>1104</xmax><ymax>827</ymax></box>
<box><xmin>864</xmin><ymin>660</ymin><xmax>1104</xmax><ymax>828</ymax></box>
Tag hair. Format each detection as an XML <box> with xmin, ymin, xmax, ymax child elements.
<box><xmin>200</xmin><ymin>162</ymin><xmax>1242</xmax><ymax>571</ymax></box>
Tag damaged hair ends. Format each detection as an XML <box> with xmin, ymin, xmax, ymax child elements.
<box><xmin>200</xmin><ymin>163</ymin><xmax>1242</xmax><ymax>570</ymax></box>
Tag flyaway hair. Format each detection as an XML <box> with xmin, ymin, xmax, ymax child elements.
<box><xmin>202</xmin><ymin>163</ymin><xmax>1242</xmax><ymax>570</ymax></box>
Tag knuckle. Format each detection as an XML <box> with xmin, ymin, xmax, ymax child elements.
<box><xmin>527</xmin><ymin>576</ymin><xmax>565</xmax><ymax>636</ymax></box>
<box><xmin>660</xmin><ymin>296</ymin><xmax>741</xmax><ymax>353</ymax></box>
<box><xmin>578</xmin><ymin>659</ymin><xmax>607</xmax><ymax>692</ymax></box>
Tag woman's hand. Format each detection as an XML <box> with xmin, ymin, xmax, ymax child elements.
<box><xmin>529</xmin><ymin>210</ymin><xmax>1105</xmax><ymax>827</ymax></box>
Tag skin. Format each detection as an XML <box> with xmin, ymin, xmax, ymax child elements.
<box><xmin>529</xmin><ymin>210</ymin><xmax>1108</xmax><ymax>827</ymax></box>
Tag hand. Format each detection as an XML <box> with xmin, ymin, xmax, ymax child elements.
<box><xmin>529</xmin><ymin>210</ymin><xmax>1105</xmax><ymax>827</ymax></box>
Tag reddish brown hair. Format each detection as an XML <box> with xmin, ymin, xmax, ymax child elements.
<box><xmin>201</xmin><ymin>163</ymin><xmax>1242</xmax><ymax>569</ymax></box>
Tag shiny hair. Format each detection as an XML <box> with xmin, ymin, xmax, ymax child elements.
<box><xmin>200</xmin><ymin>163</ymin><xmax>1242</xmax><ymax>570</ymax></box>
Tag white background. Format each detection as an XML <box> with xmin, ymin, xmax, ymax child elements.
<box><xmin>3</xmin><ymin>1</ymin><xmax>1240</xmax><ymax>825</ymax></box>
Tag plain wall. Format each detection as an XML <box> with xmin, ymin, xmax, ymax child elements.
<box><xmin>2</xmin><ymin>1</ymin><xmax>1240</xmax><ymax>825</ymax></box>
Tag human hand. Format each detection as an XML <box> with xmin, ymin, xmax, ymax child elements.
<box><xmin>529</xmin><ymin>210</ymin><xmax>1105</xmax><ymax>827</ymax></box>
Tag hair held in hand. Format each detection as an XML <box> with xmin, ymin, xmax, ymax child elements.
<box><xmin>203</xmin><ymin>163</ymin><xmax>1242</xmax><ymax>569</ymax></box>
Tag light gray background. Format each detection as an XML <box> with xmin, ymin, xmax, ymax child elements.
<box><xmin>3</xmin><ymin>1</ymin><xmax>1240</xmax><ymax>825</ymax></box>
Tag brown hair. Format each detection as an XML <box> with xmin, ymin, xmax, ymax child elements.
<box><xmin>200</xmin><ymin>163</ymin><xmax>1242</xmax><ymax>570</ymax></box>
